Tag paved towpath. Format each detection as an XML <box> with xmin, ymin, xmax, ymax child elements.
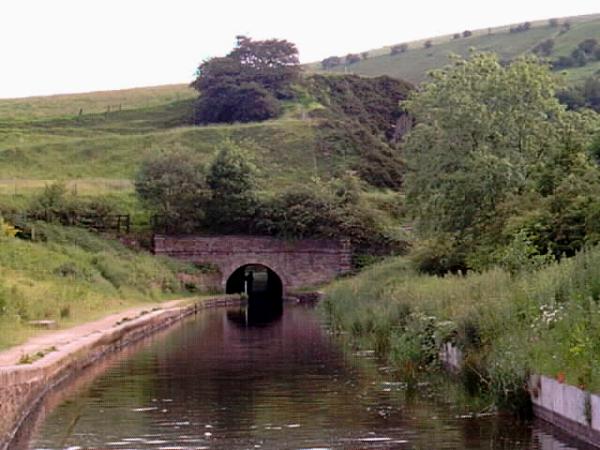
<box><xmin>0</xmin><ymin>299</ymin><xmax>187</xmax><ymax>367</ymax></box>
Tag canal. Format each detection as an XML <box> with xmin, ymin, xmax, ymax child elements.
<box><xmin>16</xmin><ymin>301</ymin><xmax>587</xmax><ymax>449</ymax></box>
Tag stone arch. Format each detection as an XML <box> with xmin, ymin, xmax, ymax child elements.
<box><xmin>222</xmin><ymin>261</ymin><xmax>289</xmax><ymax>297</ymax></box>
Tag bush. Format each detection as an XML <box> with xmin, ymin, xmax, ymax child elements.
<box><xmin>345</xmin><ymin>53</ymin><xmax>361</xmax><ymax>64</ymax></box>
<box><xmin>391</xmin><ymin>43</ymin><xmax>408</xmax><ymax>55</ymax></box>
<box><xmin>321</xmin><ymin>56</ymin><xmax>342</xmax><ymax>69</ymax></box>
<box><xmin>462</xmin><ymin>30</ymin><xmax>472</xmax><ymax>38</ymax></box>
<box><xmin>532</xmin><ymin>39</ymin><xmax>554</xmax><ymax>57</ymax></box>
<box><xmin>194</xmin><ymin>82</ymin><xmax>281</xmax><ymax>124</ymax></box>
<box><xmin>549</xmin><ymin>18</ymin><xmax>559</xmax><ymax>27</ymax></box>
<box><xmin>424</xmin><ymin>40</ymin><xmax>433</xmax><ymax>49</ymax></box>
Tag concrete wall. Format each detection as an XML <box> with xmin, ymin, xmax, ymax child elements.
<box><xmin>0</xmin><ymin>297</ymin><xmax>241</xmax><ymax>450</ymax></box>
<box><xmin>440</xmin><ymin>342</ymin><xmax>600</xmax><ymax>448</ymax></box>
<box><xmin>530</xmin><ymin>374</ymin><xmax>600</xmax><ymax>447</ymax></box>
<box><xmin>153</xmin><ymin>235</ymin><xmax>353</xmax><ymax>292</ymax></box>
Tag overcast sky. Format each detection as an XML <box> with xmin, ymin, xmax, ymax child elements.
<box><xmin>1</xmin><ymin>0</ymin><xmax>599</xmax><ymax>98</ymax></box>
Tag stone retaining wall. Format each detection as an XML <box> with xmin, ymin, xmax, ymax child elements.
<box><xmin>0</xmin><ymin>296</ymin><xmax>242</xmax><ymax>450</ymax></box>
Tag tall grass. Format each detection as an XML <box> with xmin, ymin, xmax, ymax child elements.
<box><xmin>323</xmin><ymin>247</ymin><xmax>600</xmax><ymax>408</ymax></box>
<box><xmin>0</xmin><ymin>223</ymin><xmax>206</xmax><ymax>350</ymax></box>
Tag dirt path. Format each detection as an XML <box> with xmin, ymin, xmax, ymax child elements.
<box><xmin>0</xmin><ymin>299</ymin><xmax>187</xmax><ymax>367</ymax></box>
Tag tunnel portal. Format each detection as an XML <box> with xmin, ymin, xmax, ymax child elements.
<box><xmin>225</xmin><ymin>264</ymin><xmax>283</xmax><ymax>300</ymax></box>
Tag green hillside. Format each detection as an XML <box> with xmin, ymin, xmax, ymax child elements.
<box><xmin>0</xmin><ymin>87</ymin><xmax>326</xmax><ymax>204</ymax></box>
<box><xmin>0</xmin><ymin>76</ymin><xmax>409</xmax><ymax>222</ymax></box>
<box><xmin>310</xmin><ymin>13</ymin><xmax>600</xmax><ymax>84</ymax></box>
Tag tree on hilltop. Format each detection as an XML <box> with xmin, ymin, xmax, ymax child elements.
<box><xmin>192</xmin><ymin>36</ymin><xmax>300</xmax><ymax>124</ymax></box>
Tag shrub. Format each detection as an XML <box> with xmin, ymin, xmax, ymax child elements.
<box><xmin>453</xmin><ymin>33</ymin><xmax>461</xmax><ymax>40</ymax></box>
<box><xmin>345</xmin><ymin>53</ymin><xmax>361</xmax><ymax>64</ymax></box>
<box><xmin>532</xmin><ymin>39</ymin><xmax>554</xmax><ymax>57</ymax></box>
<box><xmin>462</xmin><ymin>30</ymin><xmax>472</xmax><ymax>38</ymax></box>
<box><xmin>424</xmin><ymin>40</ymin><xmax>433</xmax><ymax>49</ymax></box>
<box><xmin>321</xmin><ymin>56</ymin><xmax>342</xmax><ymax>69</ymax></box>
<box><xmin>579</xmin><ymin>38</ymin><xmax>598</xmax><ymax>55</ymax></box>
<box><xmin>390</xmin><ymin>43</ymin><xmax>408</xmax><ymax>55</ymax></box>
<box><xmin>194</xmin><ymin>82</ymin><xmax>281</xmax><ymax>124</ymax></box>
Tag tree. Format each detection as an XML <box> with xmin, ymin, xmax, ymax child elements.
<box><xmin>391</xmin><ymin>43</ymin><xmax>408</xmax><ymax>55</ymax></box>
<box><xmin>345</xmin><ymin>53</ymin><xmax>361</xmax><ymax>64</ymax></box>
<box><xmin>549</xmin><ymin>18</ymin><xmax>559</xmax><ymax>27</ymax></box>
<box><xmin>205</xmin><ymin>141</ymin><xmax>259</xmax><ymax>232</ymax></box>
<box><xmin>462</xmin><ymin>30</ymin><xmax>472</xmax><ymax>38</ymax></box>
<box><xmin>191</xmin><ymin>36</ymin><xmax>300</xmax><ymax>124</ymax></box>
<box><xmin>361</xmin><ymin>51</ymin><xmax>369</xmax><ymax>60</ymax></box>
<box><xmin>402</xmin><ymin>53</ymin><xmax>599</xmax><ymax>268</ymax></box>
<box><xmin>321</xmin><ymin>56</ymin><xmax>342</xmax><ymax>69</ymax></box>
<box><xmin>194</xmin><ymin>82</ymin><xmax>281</xmax><ymax>124</ymax></box>
<box><xmin>453</xmin><ymin>33</ymin><xmax>461</xmax><ymax>40</ymax></box>
<box><xmin>571</xmin><ymin>48</ymin><xmax>588</xmax><ymax>67</ymax></box>
<box><xmin>532</xmin><ymin>39</ymin><xmax>554</xmax><ymax>56</ymax></box>
<box><xmin>135</xmin><ymin>150</ymin><xmax>207</xmax><ymax>232</ymax></box>
<box><xmin>424</xmin><ymin>40</ymin><xmax>433</xmax><ymax>49</ymax></box>
<box><xmin>579</xmin><ymin>38</ymin><xmax>598</xmax><ymax>55</ymax></box>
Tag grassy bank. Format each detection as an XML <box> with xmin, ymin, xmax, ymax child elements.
<box><xmin>0</xmin><ymin>223</ymin><xmax>211</xmax><ymax>350</ymax></box>
<box><xmin>323</xmin><ymin>247</ymin><xmax>600</xmax><ymax>408</ymax></box>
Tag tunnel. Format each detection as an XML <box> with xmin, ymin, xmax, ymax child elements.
<box><xmin>225</xmin><ymin>264</ymin><xmax>284</xmax><ymax>301</ymax></box>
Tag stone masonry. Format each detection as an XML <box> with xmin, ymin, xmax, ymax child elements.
<box><xmin>153</xmin><ymin>235</ymin><xmax>353</xmax><ymax>293</ymax></box>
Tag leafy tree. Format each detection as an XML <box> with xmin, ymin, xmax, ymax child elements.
<box><xmin>194</xmin><ymin>81</ymin><xmax>281</xmax><ymax>124</ymax></box>
<box><xmin>321</xmin><ymin>56</ymin><xmax>342</xmax><ymax>69</ymax></box>
<box><xmin>135</xmin><ymin>150</ymin><xmax>207</xmax><ymax>232</ymax></box>
<box><xmin>579</xmin><ymin>38</ymin><xmax>598</xmax><ymax>55</ymax></box>
<box><xmin>391</xmin><ymin>43</ymin><xmax>409</xmax><ymax>55</ymax></box>
<box><xmin>403</xmin><ymin>53</ymin><xmax>600</xmax><ymax>270</ymax></box>
<box><xmin>571</xmin><ymin>48</ymin><xmax>588</xmax><ymax>67</ymax></box>
<box><xmin>462</xmin><ymin>30</ymin><xmax>472</xmax><ymax>38</ymax></box>
<box><xmin>191</xmin><ymin>36</ymin><xmax>299</xmax><ymax>124</ymax></box>
<box><xmin>424</xmin><ymin>40</ymin><xmax>433</xmax><ymax>49</ymax></box>
<box><xmin>205</xmin><ymin>141</ymin><xmax>259</xmax><ymax>232</ymax></box>
<box><xmin>532</xmin><ymin>39</ymin><xmax>554</xmax><ymax>56</ymax></box>
<box><xmin>345</xmin><ymin>53</ymin><xmax>361</xmax><ymax>64</ymax></box>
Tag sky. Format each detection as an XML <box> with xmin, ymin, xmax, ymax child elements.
<box><xmin>1</xmin><ymin>0</ymin><xmax>599</xmax><ymax>98</ymax></box>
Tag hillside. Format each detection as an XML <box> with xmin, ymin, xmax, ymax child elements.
<box><xmin>310</xmin><ymin>13</ymin><xmax>600</xmax><ymax>84</ymax></box>
<box><xmin>0</xmin><ymin>76</ymin><xmax>410</xmax><ymax>225</ymax></box>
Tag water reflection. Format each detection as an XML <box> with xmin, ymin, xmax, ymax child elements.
<box><xmin>19</xmin><ymin>303</ymin><xmax>587</xmax><ymax>449</ymax></box>
<box><xmin>226</xmin><ymin>297</ymin><xmax>283</xmax><ymax>327</ymax></box>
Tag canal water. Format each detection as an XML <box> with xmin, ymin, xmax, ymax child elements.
<box><xmin>18</xmin><ymin>302</ymin><xmax>586</xmax><ymax>449</ymax></box>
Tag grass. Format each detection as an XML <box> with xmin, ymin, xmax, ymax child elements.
<box><xmin>0</xmin><ymin>223</ymin><xmax>208</xmax><ymax>350</ymax></box>
<box><xmin>311</xmin><ymin>13</ymin><xmax>600</xmax><ymax>84</ymax></box>
<box><xmin>322</xmin><ymin>246</ymin><xmax>600</xmax><ymax>407</ymax></box>
<box><xmin>0</xmin><ymin>83</ymin><xmax>350</xmax><ymax>211</ymax></box>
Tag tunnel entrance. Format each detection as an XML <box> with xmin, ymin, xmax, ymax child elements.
<box><xmin>225</xmin><ymin>264</ymin><xmax>283</xmax><ymax>301</ymax></box>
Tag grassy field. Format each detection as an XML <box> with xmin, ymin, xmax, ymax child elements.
<box><xmin>0</xmin><ymin>223</ymin><xmax>210</xmax><ymax>350</ymax></box>
<box><xmin>0</xmin><ymin>82</ymin><xmax>361</xmax><ymax>216</ymax></box>
<box><xmin>322</xmin><ymin>246</ymin><xmax>600</xmax><ymax>405</ymax></box>
<box><xmin>310</xmin><ymin>13</ymin><xmax>600</xmax><ymax>84</ymax></box>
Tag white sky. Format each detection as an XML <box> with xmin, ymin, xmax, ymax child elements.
<box><xmin>1</xmin><ymin>0</ymin><xmax>599</xmax><ymax>98</ymax></box>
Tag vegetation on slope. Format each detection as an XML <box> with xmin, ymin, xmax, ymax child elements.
<box><xmin>0</xmin><ymin>222</ymin><xmax>208</xmax><ymax>350</ymax></box>
<box><xmin>323</xmin><ymin>246</ymin><xmax>600</xmax><ymax>409</ymax></box>
<box><xmin>313</xmin><ymin>14</ymin><xmax>600</xmax><ymax>85</ymax></box>
<box><xmin>0</xmin><ymin>71</ymin><xmax>411</xmax><ymax>238</ymax></box>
